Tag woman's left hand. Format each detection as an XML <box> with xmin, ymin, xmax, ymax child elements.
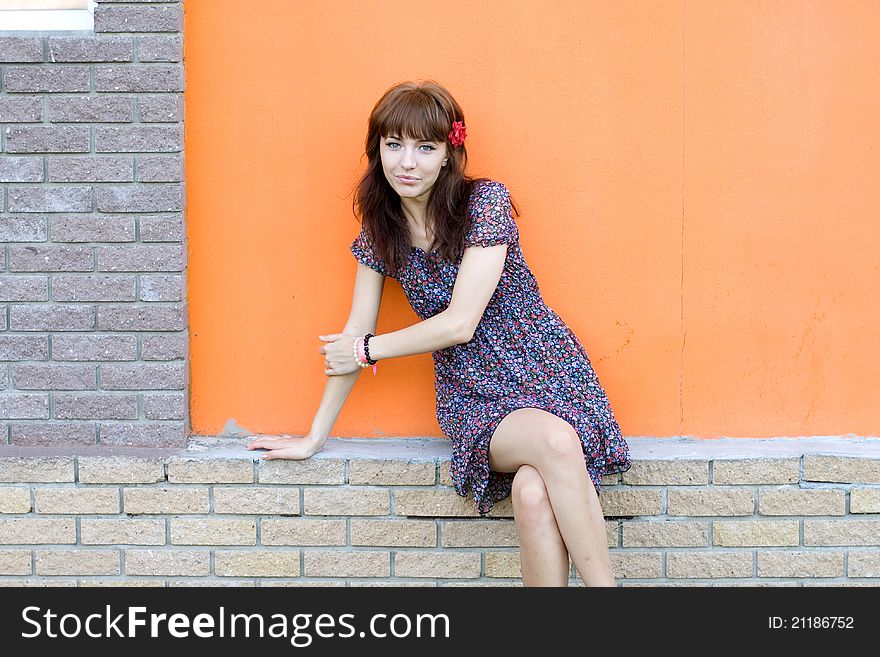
<box><xmin>318</xmin><ymin>333</ymin><xmax>360</xmax><ymax>376</ymax></box>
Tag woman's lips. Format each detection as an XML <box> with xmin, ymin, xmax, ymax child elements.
<box><xmin>396</xmin><ymin>176</ymin><xmax>419</xmax><ymax>185</ymax></box>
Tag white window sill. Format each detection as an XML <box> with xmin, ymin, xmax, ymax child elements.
<box><xmin>0</xmin><ymin>8</ymin><xmax>94</xmax><ymax>31</ymax></box>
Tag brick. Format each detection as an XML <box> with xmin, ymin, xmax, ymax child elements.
<box><xmin>47</xmin><ymin>36</ymin><xmax>133</xmax><ymax>62</ymax></box>
<box><xmin>34</xmin><ymin>487</ymin><xmax>119</xmax><ymax>514</ymax></box>
<box><xmin>96</xmin><ymin>126</ymin><xmax>181</xmax><ymax>152</ymax></box>
<box><xmin>667</xmin><ymin>551</ymin><xmax>753</xmax><ymax>578</ymax></box>
<box><xmin>7</xmin><ymin>245</ymin><xmax>93</xmax><ymax>272</ymax></box>
<box><xmin>3</xmin><ymin>66</ymin><xmax>89</xmax><ymax>93</ymax></box>
<box><xmin>138</xmin><ymin>155</ymin><xmax>183</xmax><ymax>182</ymax></box>
<box><xmin>8</xmin><ymin>186</ymin><xmax>92</xmax><ymax>213</ymax></box>
<box><xmin>95</xmin><ymin>185</ymin><xmax>182</xmax><ymax>212</ymax></box>
<box><xmin>0</xmin><ymin>579</ymin><xmax>76</xmax><ymax>587</ymax></box>
<box><xmin>303</xmin><ymin>551</ymin><xmax>390</xmax><ymax>578</ymax></box>
<box><xmin>138</xmin><ymin>35</ymin><xmax>182</xmax><ymax>62</ymax></box>
<box><xmin>95</xmin><ymin>65</ymin><xmax>183</xmax><ymax>92</ymax></box>
<box><xmin>138</xmin><ymin>94</ymin><xmax>181</xmax><ymax>122</ymax></box>
<box><xmin>52</xmin><ymin>335</ymin><xmax>137</xmax><ymax>361</ymax></box>
<box><xmin>10</xmin><ymin>423</ymin><xmax>96</xmax><ymax>446</ymax></box>
<box><xmin>0</xmin><ymin>518</ymin><xmax>75</xmax><ymax>544</ymax></box>
<box><xmin>397</xmin><ymin>551</ymin><xmax>481</xmax><ymax>578</ymax></box>
<box><xmin>667</xmin><ymin>488</ymin><xmax>755</xmax><ymax>516</ymax></box>
<box><xmin>0</xmin><ymin>37</ymin><xmax>43</xmax><ymax>62</ymax></box>
<box><xmin>125</xmin><ymin>549</ymin><xmax>209</xmax><ymax>576</ymax></box>
<box><xmin>712</xmin><ymin>458</ymin><xmax>800</xmax><ymax>484</ymax></box>
<box><xmin>609</xmin><ymin>551</ymin><xmax>663</xmax><ymax>579</ymax></box>
<box><xmin>621</xmin><ymin>520</ymin><xmax>709</xmax><ymax>547</ymax></box>
<box><xmin>98</xmin><ymin>420</ymin><xmax>182</xmax><ymax>445</ymax></box>
<box><xmin>0</xmin><ymin>98</ymin><xmax>42</xmax><ymax>123</ymax></box>
<box><xmin>143</xmin><ymin>393</ymin><xmax>186</xmax><ymax>419</ymax></box>
<box><xmin>851</xmin><ymin>488</ymin><xmax>880</xmax><ymax>513</ymax></box>
<box><xmin>0</xmin><ymin>550</ymin><xmax>31</xmax><ymax>575</ymax></box>
<box><xmin>54</xmin><ymin>393</ymin><xmax>137</xmax><ymax>419</ymax></box>
<box><xmin>78</xmin><ymin>456</ymin><xmax>165</xmax><ymax>484</ymax></box>
<box><xmin>258</xmin><ymin>459</ymin><xmax>345</xmax><ymax>485</ymax></box>
<box><xmin>348</xmin><ymin>459</ymin><xmax>435</xmax><ymax>485</ymax></box>
<box><xmin>439</xmin><ymin>520</ymin><xmax>517</xmax><ymax>547</ymax></box>
<box><xmin>170</xmin><ymin>519</ymin><xmax>256</xmax><ymax>545</ymax></box>
<box><xmin>712</xmin><ymin>520</ymin><xmax>799</xmax><ymax>546</ymax></box>
<box><xmin>0</xmin><ymin>276</ymin><xmax>48</xmax><ymax>301</ymax></box>
<box><xmin>50</xmin><ymin>216</ymin><xmax>136</xmax><ymax>242</ymax></box>
<box><xmin>48</xmin><ymin>97</ymin><xmax>133</xmax><ymax>123</ymax></box>
<box><xmin>804</xmin><ymin>519</ymin><xmax>880</xmax><ymax>546</ymax></box>
<box><xmin>97</xmin><ymin>305</ymin><xmax>185</xmax><ymax>331</ymax></box>
<box><xmin>12</xmin><ymin>364</ymin><xmax>96</xmax><ymax>390</ymax></box>
<box><xmin>52</xmin><ymin>275</ymin><xmax>136</xmax><ymax>302</ymax></box>
<box><xmin>80</xmin><ymin>579</ymin><xmax>165</xmax><ymax>588</ymax></box>
<box><xmin>759</xmin><ymin>488</ymin><xmax>845</xmax><ymax>515</ymax></box>
<box><xmin>0</xmin><ymin>456</ymin><xmax>73</xmax><ymax>483</ymax></box>
<box><xmin>621</xmin><ymin>459</ymin><xmax>708</xmax><ymax>486</ymax></box>
<box><xmin>141</xmin><ymin>334</ymin><xmax>185</xmax><ymax>359</ymax></box>
<box><xmin>101</xmin><ymin>363</ymin><xmax>185</xmax><ymax>389</ymax></box>
<box><xmin>304</xmin><ymin>488</ymin><xmax>389</xmax><ymax>516</ymax></box>
<box><xmin>484</xmin><ymin>551</ymin><xmax>519</xmax><ymax>578</ymax></box>
<box><xmin>48</xmin><ymin>156</ymin><xmax>134</xmax><ymax>182</ymax></box>
<box><xmin>260</xmin><ymin>519</ymin><xmax>344</xmax><ymax>546</ymax></box>
<box><xmin>213</xmin><ymin>487</ymin><xmax>298</xmax><ymax>515</ymax></box>
<box><xmin>95</xmin><ymin>5</ymin><xmax>183</xmax><ymax>33</ymax></box>
<box><xmin>80</xmin><ymin>518</ymin><xmax>165</xmax><ymax>545</ymax></box>
<box><xmin>597</xmin><ymin>488</ymin><xmax>663</xmax><ymax>517</ymax></box>
<box><xmin>757</xmin><ymin>550</ymin><xmax>844</xmax><ymax>578</ymax></box>
<box><xmin>140</xmin><ymin>275</ymin><xmax>183</xmax><ymax>301</ymax></box>
<box><xmin>10</xmin><ymin>305</ymin><xmax>94</xmax><ymax>331</ymax></box>
<box><xmin>0</xmin><ymin>487</ymin><xmax>31</xmax><ymax>513</ymax></box>
<box><xmin>0</xmin><ymin>336</ymin><xmax>48</xmax><ymax>361</ymax></box>
<box><xmin>804</xmin><ymin>455</ymin><xmax>880</xmax><ymax>484</ymax></box>
<box><xmin>167</xmin><ymin>458</ymin><xmax>251</xmax><ymax>483</ymax></box>
<box><xmin>0</xmin><ymin>394</ymin><xmax>49</xmax><ymax>419</ymax></box>
<box><xmin>352</xmin><ymin>519</ymin><xmax>437</xmax><ymax>547</ymax></box>
<box><xmin>123</xmin><ymin>487</ymin><xmax>209</xmax><ymax>514</ymax></box>
<box><xmin>0</xmin><ymin>215</ymin><xmax>46</xmax><ymax>242</ymax></box>
<box><xmin>35</xmin><ymin>549</ymin><xmax>120</xmax><ymax>576</ymax></box>
<box><xmin>215</xmin><ymin>550</ymin><xmax>300</xmax><ymax>577</ymax></box>
<box><xmin>0</xmin><ymin>156</ymin><xmax>43</xmax><ymax>181</ymax></box>
<box><xmin>848</xmin><ymin>551</ymin><xmax>880</xmax><ymax>578</ymax></box>
<box><xmin>4</xmin><ymin>126</ymin><xmax>90</xmax><ymax>153</ymax></box>
<box><xmin>394</xmin><ymin>488</ymin><xmax>514</xmax><ymax>518</ymax></box>
<box><xmin>97</xmin><ymin>245</ymin><xmax>183</xmax><ymax>271</ymax></box>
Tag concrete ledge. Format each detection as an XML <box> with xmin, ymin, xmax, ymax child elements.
<box><xmin>1</xmin><ymin>435</ymin><xmax>879</xmax><ymax>587</ymax></box>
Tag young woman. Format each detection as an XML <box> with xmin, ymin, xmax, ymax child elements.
<box><xmin>247</xmin><ymin>80</ymin><xmax>632</xmax><ymax>587</ymax></box>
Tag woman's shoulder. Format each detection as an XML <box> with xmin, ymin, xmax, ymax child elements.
<box><xmin>467</xmin><ymin>178</ymin><xmax>511</xmax><ymax>210</ymax></box>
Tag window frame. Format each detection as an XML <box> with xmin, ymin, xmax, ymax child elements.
<box><xmin>0</xmin><ymin>0</ymin><xmax>96</xmax><ymax>32</ymax></box>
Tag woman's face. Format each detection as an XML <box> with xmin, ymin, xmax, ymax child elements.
<box><xmin>379</xmin><ymin>134</ymin><xmax>448</xmax><ymax>203</ymax></box>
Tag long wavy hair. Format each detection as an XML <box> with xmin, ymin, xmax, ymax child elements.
<box><xmin>352</xmin><ymin>80</ymin><xmax>517</xmax><ymax>278</ymax></box>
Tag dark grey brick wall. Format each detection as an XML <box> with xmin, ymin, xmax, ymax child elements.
<box><xmin>0</xmin><ymin>0</ymin><xmax>188</xmax><ymax>447</ymax></box>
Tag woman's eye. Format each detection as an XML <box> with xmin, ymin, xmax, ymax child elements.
<box><xmin>386</xmin><ymin>142</ymin><xmax>400</xmax><ymax>149</ymax></box>
<box><xmin>420</xmin><ymin>144</ymin><xmax>436</xmax><ymax>152</ymax></box>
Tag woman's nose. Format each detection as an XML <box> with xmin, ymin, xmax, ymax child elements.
<box><xmin>401</xmin><ymin>148</ymin><xmax>416</xmax><ymax>168</ymax></box>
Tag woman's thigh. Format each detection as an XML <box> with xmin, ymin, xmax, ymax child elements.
<box><xmin>488</xmin><ymin>407</ymin><xmax>581</xmax><ymax>474</ymax></box>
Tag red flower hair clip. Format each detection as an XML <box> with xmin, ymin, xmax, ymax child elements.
<box><xmin>449</xmin><ymin>120</ymin><xmax>467</xmax><ymax>148</ymax></box>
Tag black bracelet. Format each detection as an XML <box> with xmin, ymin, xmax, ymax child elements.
<box><xmin>363</xmin><ymin>333</ymin><xmax>377</xmax><ymax>365</ymax></box>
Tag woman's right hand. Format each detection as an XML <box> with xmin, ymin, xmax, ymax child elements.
<box><xmin>245</xmin><ymin>434</ymin><xmax>325</xmax><ymax>460</ymax></box>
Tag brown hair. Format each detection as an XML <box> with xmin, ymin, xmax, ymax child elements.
<box><xmin>351</xmin><ymin>80</ymin><xmax>517</xmax><ymax>277</ymax></box>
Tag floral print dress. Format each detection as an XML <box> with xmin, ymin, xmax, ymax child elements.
<box><xmin>350</xmin><ymin>180</ymin><xmax>631</xmax><ymax>515</ymax></box>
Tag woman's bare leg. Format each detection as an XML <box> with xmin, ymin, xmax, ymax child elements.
<box><xmin>489</xmin><ymin>408</ymin><xmax>616</xmax><ymax>587</ymax></box>
<box><xmin>511</xmin><ymin>464</ymin><xmax>570</xmax><ymax>586</ymax></box>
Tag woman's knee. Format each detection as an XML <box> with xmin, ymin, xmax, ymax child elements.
<box><xmin>512</xmin><ymin>465</ymin><xmax>553</xmax><ymax>518</ymax></box>
<box><xmin>539</xmin><ymin>426</ymin><xmax>584</xmax><ymax>465</ymax></box>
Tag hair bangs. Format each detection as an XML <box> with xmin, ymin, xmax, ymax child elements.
<box><xmin>377</xmin><ymin>90</ymin><xmax>449</xmax><ymax>143</ymax></box>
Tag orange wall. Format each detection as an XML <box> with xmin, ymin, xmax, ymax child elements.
<box><xmin>183</xmin><ymin>1</ymin><xmax>880</xmax><ymax>438</ymax></box>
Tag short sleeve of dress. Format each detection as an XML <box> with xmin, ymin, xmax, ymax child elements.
<box><xmin>350</xmin><ymin>225</ymin><xmax>391</xmax><ymax>277</ymax></box>
<box><xmin>464</xmin><ymin>180</ymin><xmax>519</xmax><ymax>248</ymax></box>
